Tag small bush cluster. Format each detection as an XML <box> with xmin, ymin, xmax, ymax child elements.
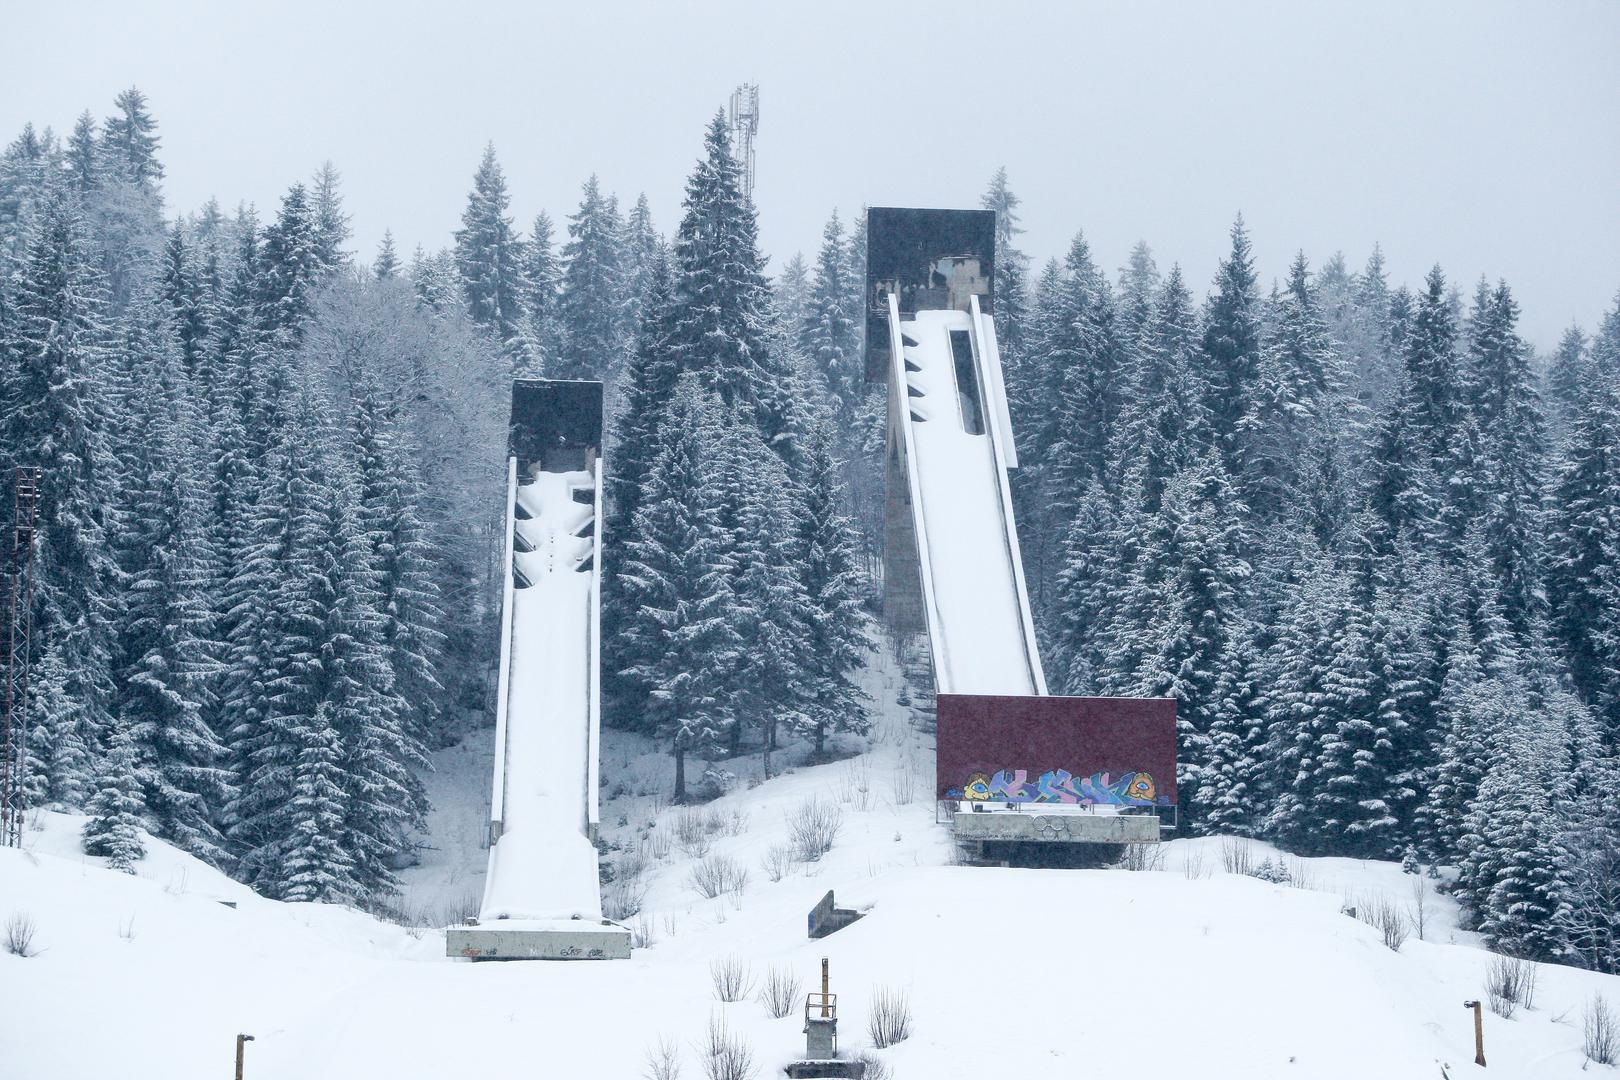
<box><xmin>866</xmin><ymin>986</ymin><xmax>913</xmax><ymax>1048</ymax></box>
<box><xmin>1484</xmin><ymin>954</ymin><xmax>1538</xmax><ymax>1018</ymax></box>
<box><xmin>788</xmin><ymin>797</ymin><xmax>843</xmax><ymax>863</ymax></box>
<box><xmin>5</xmin><ymin>912</ymin><xmax>38</xmax><ymax>957</ymax></box>
<box><xmin>1246</xmin><ymin>856</ymin><xmax>1291</xmax><ymax>884</ymax></box>
<box><xmin>758</xmin><ymin>965</ymin><xmax>802</xmax><ymax>1019</ymax></box>
<box><xmin>710</xmin><ymin>955</ymin><xmax>755</xmax><ymax>1002</ymax></box>
<box><xmin>1585</xmin><ymin>994</ymin><xmax>1618</xmax><ymax>1066</ymax></box>
<box><xmin>699</xmin><ymin>1014</ymin><xmax>757</xmax><ymax>1080</ymax></box>
<box><xmin>689</xmin><ymin>854</ymin><xmax>749</xmax><ymax>900</ymax></box>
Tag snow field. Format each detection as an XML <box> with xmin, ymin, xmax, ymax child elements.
<box><xmin>6</xmin><ymin>650</ymin><xmax>1620</xmax><ymax>1079</ymax></box>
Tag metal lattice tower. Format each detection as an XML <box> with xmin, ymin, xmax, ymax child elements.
<box><xmin>1</xmin><ymin>467</ymin><xmax>42</xmax><ymax>848</ymax></box>
<box><xmin>728</xmin><ymin>83</ymin><xmax>760</xmax><ymax>199</ymax></box>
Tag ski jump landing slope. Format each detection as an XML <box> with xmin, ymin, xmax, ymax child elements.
<box><xmin>446</xmin><ymin>419</ymin><xmax>629</xmax><ymax>959</ymax></box>
<box><xmin>887</xmin><ymin>293</ymin><xmax>1046</xmax><ymax>697</ymax></box>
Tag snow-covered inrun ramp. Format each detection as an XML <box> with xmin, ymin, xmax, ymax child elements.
<box><xmin>888</xmin><ymin>294</ymin><xmax>1045</xmax><ymax>696</ymax></box>
<box><xmin>447</xmin><ymin>380</ymin><xmax>628</xmax><ymax>960</ymax></box>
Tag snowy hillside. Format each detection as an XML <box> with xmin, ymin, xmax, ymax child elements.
<box><xmin>6</xmin><ymin>690</ymin><xmax>1619</xmax><ymax>1080</ymax></box>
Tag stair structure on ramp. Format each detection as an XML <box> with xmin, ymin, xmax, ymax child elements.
<box><xmin>446</xmin><ymin>379</ymin><xmax>630</xmax><ymax>960</ymax></box>
<box><xmin>865</xmin><ymin>208</ymin><xmax>1177</xmax><ymax>859</ymax></box>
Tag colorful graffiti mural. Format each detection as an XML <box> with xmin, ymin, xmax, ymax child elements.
<box><xmin>949</xmin><ymin>769</ymin><xmax>1161</xmax><ymax>807</ymax></box>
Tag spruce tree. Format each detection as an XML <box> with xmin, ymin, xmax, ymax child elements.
<box><xmin>557</xmin><ymin>175</ymin><xmax>627</xmax><ymax>379</ymax></box>
<box><xmin>81</xmin><ymin>720</ymin><xmax>147</xmax><ymax>872</ymax></box>
<box><xmin>1201</xmin><ymin>215</ymin><xmax>1263</xmax><ymax>466</ymax></box>
<box><xmin>801</xmin><ymin>210</ymin><xmax>861</xmax><ymax>424</ymax></box>
<box><xmin>453</xmin><ymin>143</ymin><xmax>525</xmax><ymax>342</ymax></box>
<box><xmin>616</xmin><ymin>378</ymin><xmax>738</xmax><ymax>799</ymax></box>
<box><xmin>373</xmin><ymin>229</ymin><xmax>400</xmax><ymax>281</ymax></box>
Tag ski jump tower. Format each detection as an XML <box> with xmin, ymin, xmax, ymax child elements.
<box><xmin>866</xmin><ymin>208</ymin><xmax>1177</xmax><ymax>858</ymax></box>
<box><xmin>446</xmin><ymin>380</ymin><xmax>630</xmax><ymax>960</ymax></box>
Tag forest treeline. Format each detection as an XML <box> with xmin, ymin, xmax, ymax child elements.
<box><xmin>1</xmin><ymin>89</ymin><xmax>1617</xmax><ymax>973</ymax></box>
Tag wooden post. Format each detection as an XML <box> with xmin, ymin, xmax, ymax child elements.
<box><xmin>821</xmin><ymin>957</ymin><xmax>830</xmax><ymax>1018</ymax></box>
<box><xmin>1463</xmin><ymin>1001</ymin><xmax>1485</xmax><ymax>1067</ymax></box>
<box><xmin>235</xmin><ymin>1033</ymin><xmax>255</xmax><ymax>1080</ymax></box>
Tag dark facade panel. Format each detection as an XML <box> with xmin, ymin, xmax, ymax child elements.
<box><xmin>935</xmin><ymin>694</ymin><xmax>1178</xmax><ymax>808</ymax></box>
<box><xmin>509</xmin><ymin>379</ymin><xmax>604</xmax><ymax>471</ymax></box>
<box><xmin>864</xmin><ymin>207</ymin><xmax>996</xmax><ymax>382</ymax></box>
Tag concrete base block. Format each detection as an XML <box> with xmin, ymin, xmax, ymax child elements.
<box><xmin>951</xmin><ymin>808</ymin><xmax>1160</xmax><ymax>845</ymax></box>
<box><xmin>784</xmin><ymin>1062</ymin><xmax>867</xmax><ymax>1079</ymax></box>
<box><xmin>446</xmin><ymin>920</ymin><xmax>631</xmax><ymax>960</ymax></box>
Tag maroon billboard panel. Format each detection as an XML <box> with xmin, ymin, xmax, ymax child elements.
<box><xmin>935</xmin><ymin>694</ymin><xmax>1177</xmax><ymax>808</ymax></box>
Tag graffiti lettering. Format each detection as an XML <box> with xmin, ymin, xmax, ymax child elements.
<box><xmin>949</xmin><ymin>769</ymin><xmax>1159</xmax><ymax>807</ymax></box>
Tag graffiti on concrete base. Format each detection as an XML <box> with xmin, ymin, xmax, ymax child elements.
<box><xmin>949</xmin><ymin>768</ymin><xmax>1159</xmax><ymax>807</ymax></box>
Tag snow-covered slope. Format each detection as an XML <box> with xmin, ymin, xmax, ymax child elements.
<box><xmin>0</xmin><ymin>659</ymin><xmax>1609</xmax><ymax>1078</ymax></box>
<box><xmin>6</xmin><ymin>718</ymin><xmax>1620</xmax><ymax>1080</ymax></box>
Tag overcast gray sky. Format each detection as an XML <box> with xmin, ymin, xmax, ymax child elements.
<box><xmin>5</xmin><ymin>0</ymin><xmax>1617</xmax><ymax>348</ymax></box>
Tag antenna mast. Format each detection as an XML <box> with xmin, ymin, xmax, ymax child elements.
<box><xmin>728</xmin><ymin>83</ymin><xmax>760</xmax><ymax>199</ymax></box>
<box><xmin>1</xmin><ymin>467</ymin><xmax>41</xmax><ymax>848</ymax></box>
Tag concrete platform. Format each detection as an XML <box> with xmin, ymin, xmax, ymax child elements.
<box><xmin>951</xmin><ymin>807</ymin><xmax>1160</xmax><ymax>845</ymax></box>
<box><xmin>446</xmin><ymin>918</ymin><xmax>631</xmax><ymax>960</ymax></box>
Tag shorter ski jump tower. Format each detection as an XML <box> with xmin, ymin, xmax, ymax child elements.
<box><xmin>447</xmin><ymin>379</ymin><xmax>630</xmax><ymax>960</ymax></box>
<box><xmin>867</xmin><ymin>208</ymin><xmax>1177</xmax><ymax>859</ymax></box>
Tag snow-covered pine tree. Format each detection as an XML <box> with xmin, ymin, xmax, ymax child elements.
<box><xmin>257</xmin><ymin>182</ymin><xmax>325</xmax><ymax>346</ymax></box>
<box><xmin>1</xmin><ymin>188</ymin><xmax>119</xmax><ymax>805</ymax></box>
<box><xmin>109</xmin><ymin>290</ymin><xmax>232</xmax><ymax>863</ymax></box>
<box><xmin>616</xmin><ymin>377</ymin><xmax>739</xmax><ymax>799</ymax></box>
<box><xmin>373</xmin><ymin>229</ymin><xmax>400</xmax><ymax>281</ymax></box>
<box><xmin>1546</xmin><ymin>369</ymin><xmax>1620</xmax><ymax>740</ymax></box>
<box><xmin>1236</xmin><ymin>253</ymin><xmax>1348</xmax><ymax>521</ymax></box>
<box><xmin>981</xmin><ymin>167</ymin><xmax>1031</xmax><ymax>365</ymax></box>
<box><xmin>309</xmin><ymin>161</ymin><xmax>351</xmax><ymax>269</ymax></box>
<box><xmin>80</xmin><ymin>719</ymin><xmax>147</xmax><ymax>872</ymax></box>
<box><xmin>556</xmin><ymin>175</ymin><xmax>627</xmax><ymax>380</ymax></box>
<box><xmin>453</xmin><ymin>144</ymin><xmax>525</xmax><ymax>343</ymax></box>
<box><xmin>801</xmin><ymin>210</ymin><xmax>862</xmax><ymax>426</ymax></box>
<box><xmin>669</xmin><ymin>113</ymin><xmax>787</xmax><ymax>448</ymax></box>
<box><xmin>1201</xmin><ymin>215</ymin><xmax>1263</xmax><ymax>468</ymax></box>
<box><xmin>792</xmin><ymin>426</ymin><xmax>869</xmax><ymax>758</ymax></box>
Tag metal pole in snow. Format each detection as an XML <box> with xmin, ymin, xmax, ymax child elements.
<box><xmin>1463</xmin><ymin>1001</ymin><xmax>1485</xmax><ymax>1067</ymax></box>
<box><xmin>821</xmin><ymin>957</ymin><xmax>830</xmax><ymax>1018</ymax></box>
<box><xmin>235</xmin><ymin>1033</ymin><xmax>255</xmax><ymax>1080</ymax></box>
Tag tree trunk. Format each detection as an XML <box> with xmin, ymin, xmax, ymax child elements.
<box><xmin>673</xmin><ymin>744</ymin><xmax>686</xmax><ymax>804</ymax></box>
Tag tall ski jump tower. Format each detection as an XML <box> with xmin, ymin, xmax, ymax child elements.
<box><xmin>865</xmin><ymin>208</ymin><xmax>1177</xmax><ymax>859</ymax></box>
<box><xmin>446</xmin><ymin>380</ymin><xmax>631</xmax><ymax>960</ymax></box>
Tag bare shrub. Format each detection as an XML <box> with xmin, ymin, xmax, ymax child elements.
<box><xmin>866</xmin><ymin>986</ymin><xmax>913</xmax><ymax>1048</ymax></box>
<box><xmin>118</xmin><ymin>914</ymin><xmax>137</xmax><ymax>943</ymax></box>
<box><xmin>1118</xmin><ymin>843</ymin><xmax>1164</xmax><ymax>872</ymax></box>
<box><xmin>604</xmin><ymin>877</ymin><xmax>649</xmax><ymax>921</ymax></box>
<box><xmin>4</xmin><ymin>912</ymin><xmax>38</xmax><ymax>957</ymax></box>
<box><xmin>1485</xmin><ymin>954</ymin><xmax>1539</xmax><ymax>1018</ymax></box>
<box><xmin>698</xmin><ymin>1013</ymin><xmax>758</xmax><ymax>1080</ymax></box>
<box><xmin>890</xmin><ymin>753</ymin><xmax>919</xmax><ymax>806</ymax></box>
<box><xmin>674</xmin><ymin>808</ymin><xmax>715</xmax><ymax>858</ymax></box>
<box><xmin>645</xmin><ymin>830</ymin><xmax>674</xmax><ymax>861</ymax></box>
<box><xmin>1284</xmin><ymin>860</ymin><xmax>1314</xmax><ymax>891</ymax></box>
<box><xmin>1359</xmin><ymin>895</ymin><xmax>1408</xmax><ymax>952</ymax></box>
<box><xmin>1407</xmin><ymin>875</ymin><xmax>1429</xmax><ymax>941</ymax></box>
<box><xmin>841</xmin><ymin>759</ymin><xmax>874</xmax><ymax>812</ymax></box>
<box><xmin>631</xmin><ymin>913</ymin><xmax>656</xmax><ymax>949</ymax></box>
<box><xmin>788</xmin><ymin>797</ymin><xmax>843</xmax><ymax>863</ymax></box>
<box><xmin>854</xmin><ymin>1051</ymin><xmax>892</xmax><ymax>1080</ymax></box>
<box><xmin>689</xmin><ymin>854</ymin><xmax>749</xmax><ymax>900</ymax></box>
<box><xmin>759</xmin><ymin>964</ymin><xmax>803</xmax><ymax>1019</ymax></box>
<box><xmin>1585</xmin><ymin>994</ymin><xmax>1619</xmax><ymax>1066</ymax></box>
<box><xmin>1181</xmin><ymin>850</ymin><xmax>1208</xmax><ymax>880</ymax></box>
<box><xmin>1219</xmin><ymin>837</ymin><xmax>1254</xmax><ymax>876</ymax></box>
<box><xmin>718</xmin><ymin>809</ymin><xmax>749</xmax><ymax>838</ymax></box>
<box><xmin>644</xmin><ymin>1034</ymin><xmax>682</xmax><ymax>1080</ymax></box>
<box><xmin>710</xmin><ymin>955</ymin><xmax>755</xmax><ymax>1002</ymax></box>
<box><xmin>761</xmin><ymin>844</ymin><xmax>793</xmax><ymax>883</ymax></box>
